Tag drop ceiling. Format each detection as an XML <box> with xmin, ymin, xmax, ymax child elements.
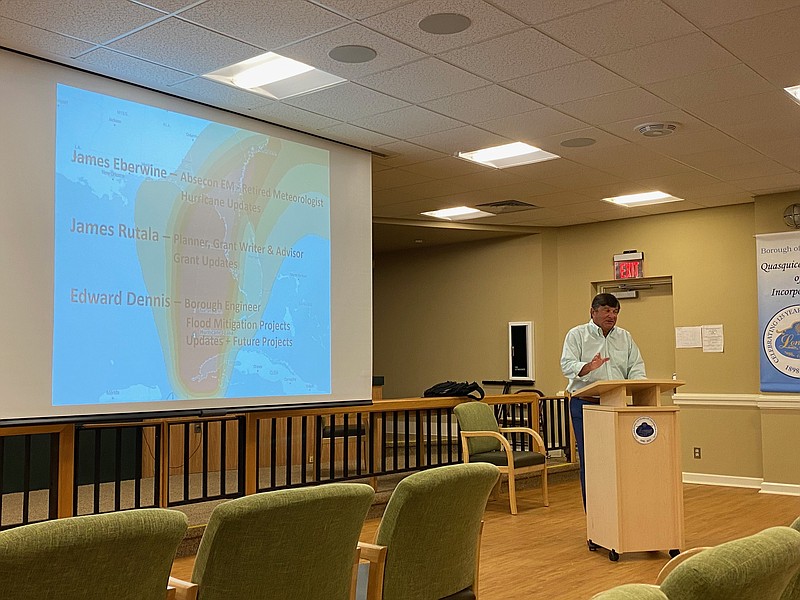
<box><xmin>2</xmin><ymin>0</ymin><xmax>800</xmax><ymax>253</ymax></box>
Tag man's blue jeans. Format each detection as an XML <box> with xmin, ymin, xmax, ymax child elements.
<box><xmin>569</xmin><ymin>396</ymin><xmax>595</xmax><ymax>510</ymax></box>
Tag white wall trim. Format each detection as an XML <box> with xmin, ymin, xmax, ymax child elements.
<box><xmin>682</xmin><ymin>472</ymin><xmax>763</xmax><ymax>489</ymax></box>
<box><xmin>674</xmin><ymin>392</ymin><xmax>800</xmax><ymax>409</ymax></box>
<box><xmin>673</xmin><ymin>393</ymin><xmax>759</xmax><ymax>407</ymax></box>
<box><xmin>760</xmin><ymin>482</ymin><xmax>800</xmax><ymax>496</ymax></box>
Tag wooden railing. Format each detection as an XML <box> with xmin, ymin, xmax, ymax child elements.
<box><xmin>0</xmin><ymin>394</ymin><xmax>571</xmax><ymax>527</ymax></box>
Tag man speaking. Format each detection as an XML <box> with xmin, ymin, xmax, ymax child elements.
<box><xmin>560</xmin><ymin>293</ymin><xmax>646</xmax><ymax>508</ymax></box>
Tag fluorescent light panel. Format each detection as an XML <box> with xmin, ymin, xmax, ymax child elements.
<box><xmin>457</xmin><ymin>142</ymin><xmax>560</xmax><ymax>169</ymax></box>
<box><xmin>602</xmin><ymin>191</ymin><xmax>683</xmax><ymax>207</ymax></box>
<box><xmin>204</xmin><ymin>52</ymin><xmax>345</xmax><ymax>100</ymax></box>
<box><xmin>785</xmin><ymin>85</ymin><xmax>800</xmax><ymax>102</ymax></box>
<box><xmin>421</xmin><ymin>206</ymin><xmax>495</xmax><ymax>221</ymax></box>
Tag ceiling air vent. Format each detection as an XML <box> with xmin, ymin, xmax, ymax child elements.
<box><xmin>636</xmin><ymin>122</ymin><xmax>678</xmax><ymax>138</ymax></box>
<box><xmin>476</xmin><ymin>199</ymin><xmax>540</xmax><ymax>214</ymax></box>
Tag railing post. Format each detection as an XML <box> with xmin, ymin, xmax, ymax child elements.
<box><xmin>244</xmin><ymin>413</ymin><xmax>258</xmax><ymax>496</ymax></box>
<box><xmin>57</xmin><ymin>424</ymin><xmax>75</xmax><ymax>518</ymax></box>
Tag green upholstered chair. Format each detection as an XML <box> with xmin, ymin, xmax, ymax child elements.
<box><xmin>357</xmin><ymin>462</ymin><xmax>500</xmax><ymax>600</ymax></box>
<box><xmin>0</xmin><ymin>508</ymin><xmax>188</xmax><ymax>600</ymax></box>
<box><xmin>592</xmin><ymin>526</ymin><xmax>800</xmax><ymax>600</ymax></box>
<box><xmin>453</xmin><ymin>401</ymin><xmax>548</xmax><ymax>515</ymax></box>
<box><xmin>780</xmin><ymin>516</ymin><xmax>800</xmax><ymax>600</ymax></box>
<box><xmin>172</xmin><ymin>483</ymin><xmax>374</xmax><ymax>600</ymax></box>
<box><xmin>591</xmin><ymin>584</ymin><xmax>668</xmax><ymax>599</ymax></box>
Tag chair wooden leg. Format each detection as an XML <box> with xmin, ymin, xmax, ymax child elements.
<box><xmin>541</xmin><ymin>467</ymin><xmax>549</xmax><ymax>507</ymax></box>
<box><xmin>507</xmin><ymin>473</ymin><xmax>518</xmax><ymax>515</ymax></box>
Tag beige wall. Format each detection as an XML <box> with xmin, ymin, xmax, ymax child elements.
<box><xmin>373</xmin><ymin>196</ymin><xmax>800</xmax><ymax>489</ymax></box>
<box><xmin>373</xmin><ymin>235</ymin><xmax>546</xmax><ymax>399</ymax></box>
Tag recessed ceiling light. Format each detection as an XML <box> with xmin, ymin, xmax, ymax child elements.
<box><xmin>602</xmin><ymin>191</ymin><xmax>684</xmax><ymax>207</ymax></box>
<box><xmin>785</xmin><ymin>85</ymin><xmax>800</xmax><ymax>103</ymax></box>
<box><xmin>561</xmin><ymin>137</ymin><xmax>597</xmax><ymax>147</ymax></box>
<box><xmin>418</xmin><ymin>13</ymin><xmax>472</xmax><ymax>34</ymax></box>
<box><xmin>421</xmin><ymin>206</ymin><xmax>494</xmax><ymax>221</ymax></box>
<box><xmin>204</xmin><ymin>52</ymin><xmax>345</xmax><ymax>100</ymax></box>
<box><xmin>457</xmin><ymin>142</ymin><xmax>560</xmax><ymax>169</ymax></box>
<box><xmin>329</xmin><ymin>45</ymin><xmax>377</xmax><ymax>64</ymax></box>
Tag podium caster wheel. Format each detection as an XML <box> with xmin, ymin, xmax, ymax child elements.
<box><xmin>588</xmin><ymin>539</ymin><xmax>599</xmax><ymax>551</ymax></box>
<box><xmin>669</xmin><ymin>549</ymin><xmax>680</xmax><ymax>558</ymax></box>
<box><xmin>609</xmin><ymin>549</ymin><xmax>620</xmax><ymax>562</ymax></box>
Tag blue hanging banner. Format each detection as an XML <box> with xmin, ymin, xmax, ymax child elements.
<box><xmin>757</xmin><ymin>231</ymin><xmax>800</xmax><ymax>392</ymax></box>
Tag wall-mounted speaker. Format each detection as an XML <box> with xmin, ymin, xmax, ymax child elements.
<box><xmin>508</xmin><ymin>322</ymin><xmax>534</xmax><ymax>381</ymax></box>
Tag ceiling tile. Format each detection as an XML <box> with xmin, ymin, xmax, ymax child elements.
<box><xmin>137</xmin><ymin>0</ymin><xmax>191</xmax><ymax>12</ymax></box>
<box><xmin>636</xmin><ymin>171</ymin><xmax>725</xmax><ymax>196</ymax></box>
<box><xmin>540</xmin><ymin>128</ymin><xmax>635</xmax><ymax>160</ymax></box>
<box><xmin>632</xmin><ymin>129</ymin><xmax>739</xmax><ymax>158</ymax></box>
<box><xmin>352</xmin><ymin>105</ymin><xmax>462</xmax><ymax>138</ymax></box>
<box><xmin>400</xmin><ymin>156</ymin><xmax>488</xmax><ymax>179</ymax></box>
<box><xmin>693</xmin><ymin>194</ymin><xmax>753</xmax><ymax>207</ymax></box>
<box><xmin>731</xmin><ymin>172</ymin><xmax>800</xmax><ymax>193</ymax></box>
<box><xmin>372</xmin><ymin>141</ymin><xmax>447</xmax><ymax>167</ymax></box>
<box><xmin>646</xmin><ymin>64</ymin><xmax>774</xmax><ymax>108</ymax></box>
<box><xmin>539</xmin><ymin>167</ymin><xmax>625</xmax><ymax>191</ymax></box>
<box><xmin>596</xmin><ymin>33</ymin><xmax>740</xmax><ymax>85</ymax></box>
<box><xmin>707</xmin><ymin>6</ymin><xmax>800</xmax><ymax>61</ymax></box>
<box><xmin>748</xmin><ymin>137</ymin><xmax>800</xmax><ymax>171</ymax></box>
<box><xmin>662</xmin><ymin>0</ymin><xmax>800</xmax><ymax>29</ymax></box>
<box><xmin>722</xmin><ymin>114</ymin><xmax>800</xmax><ymax>146</ymax></box>
<box><xmin>355</xmin><ymin>57</ymin><xmax>488</xmax><ymax>103</ymax></box>
<box><xmin>277</xmin><ymin>23</ymin><xmax>426</xmax><ymax>80</ymax></box>
<box><xmin>314</xmin><ymin>0</ymin><xmax>414</xmax><ymax>20</ymax></box>
<box><xmin>439</xmin><ymin>28</ymin><xmax>583</xmax><ymax>82</ymax></box>
<box><xmin>678</xmin><ymin>144</ymin><xmax>768</xmax><ymax>171</ymax></box>
<box><xmin>178</xmin><ymin>0</ymin><xmax>348</xmax><ymax>51</ymax></box>
<box><xmin>373</xmin><ymin>167</ymin><xmax>435</xmax><ymax>190</ymax></box>
<box><xmin>409</xmin><ymin>125</ymin><xmax>510</xmax><ymax>154</ymax></box>
<box><xmin>699</xmin><ymin>160</ymin><xmax>795</xmax><ymax>181</ymax></box>
<box><xmin>246</xmin><ymin>98</ymin><xmax>342</xmax><ymax>129</ymax></box>
<box><xmin>362</xmin><ymin>0</ymin><xmax>527</xmax><ymax>54</ymax></box>
<box><xmin>0</xmin><ymin>0</ymin><xmax>162</xmax><ymax>44</ymax></box>
<box><xmin>0</xmin><ymin>17</ymin><xmax>94</xmax><ymax>58</ymax></box>
<box><xmin>505</xmin><ymin>60</ymin><xmax>635</xmax><ymax>105</ymax></box>
<box><xmin>479</xmin><ymin>107</ymin><xmax>587</xmax><ymax>141</ymax></box>
<box><xmin>555</xmin><ymin>88</ymin><xmax>675</xmax><ymax>125</ymax></box>
<box><xmin>109</xmin><ymin>17</ymin><xmax>262</xmax><ymax>74</ymax></box>
<box><xmin>317</xmin><ymin>122</ymin><xmax>398</xmax><ymax>147</ymax></box>
<box><xmin>76</xmin><ymin>47</ymin><xmax>193</xmax><ymax>87</ymax></box>
<box><xmin>488</xmin><ymin>0</ymin><xmax>619</xmax><ymax>25</ymax></box>
<box><xmin>422</xmin><ymin>85</ymin><xmax>543</xmax><ymax>123</ymax></box>
<box><xmin>283</xmin><ymin>83</ymin><xmax>409</xmax><ymax>122</ymax></box>
<box><xmin>170</xmin><ymin>76</ymin><xmax>274</xmax><ymax>111</ymax></box>
<box><xmin>686</xmin><ymin>91</ymin><xmax>800</xmax><ymax>131</ymax></box>
<box><xmin>747</xmin><ymin>49</ymin><xmax>800</xmax><ymax>87</ymax></box>
<box><xmin>535</xmin><ymin>0</ymin><xmax>697</xmax><ymax>57</ymax></box>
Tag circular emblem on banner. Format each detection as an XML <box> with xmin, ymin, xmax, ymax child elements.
<box><xmin>632</xmin><ymin>417</ymin><xmax>657</xmax><ymax>444</ymax></box>
<box><xmin>763</xmin><ymin>306</ymin><xmax>800</xmax><ymax>378</ymax></box>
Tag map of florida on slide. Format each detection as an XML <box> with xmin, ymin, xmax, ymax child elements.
<box><xmin>53</xmin><ymin>84</ymin><xmax>331</xmax><ymax>406</ymax></box>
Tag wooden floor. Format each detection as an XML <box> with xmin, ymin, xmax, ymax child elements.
<box><xmin>171</xmin><ymin>477</ymin><xmax>800</xmax><ymax>599</ymax></box>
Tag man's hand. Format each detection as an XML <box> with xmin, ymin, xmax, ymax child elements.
<box><xmin>579</xmin><ymin>352</ymin><xmax>610</xmax><ymax>376</ymax></box>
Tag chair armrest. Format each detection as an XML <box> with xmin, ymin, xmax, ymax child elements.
<box><xmin>357</xmin><ymin>542</ymin><xmax>388</xmax><ymax>600</ymax></box>
<box><xmin>655</xmin><ymin>547</ymin><xmax>710</xmax><ymax>584</ymax></box>
<box><xmin>168</xmin><ymin>577</ymin><xmax>198</xmax><ymax>600</ymax></box>
<box><xmin>460</xmin><ymin>430</ymin><xmax>512</xmax><ymax>460</ymax></box>
<box><xmin>498</xmin><ymin>426</ymin><xmax>546</xmax><ymax>453</ymax></box>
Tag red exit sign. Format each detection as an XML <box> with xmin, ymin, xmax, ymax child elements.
<box><xmin>614</xmin><ymin>251</ymin><xmax>644</xmax><ymax>279</ymax></box>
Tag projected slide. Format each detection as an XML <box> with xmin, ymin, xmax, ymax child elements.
<box><xmin>53</xmin><ymin>84</ymin><xmax>331</xmax><ymax>406</ymax></box>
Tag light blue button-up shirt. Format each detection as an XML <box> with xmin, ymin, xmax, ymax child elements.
<box><xmin>561</xmin><ymin>320</ymin><xmax>646</xmax><ymax>393</ymax></box>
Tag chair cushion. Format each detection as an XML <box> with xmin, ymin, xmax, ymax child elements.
<box><xmin>470</xmin><ymin>449</ymin><xmax>545</xmax><ymax>469</ymax></box>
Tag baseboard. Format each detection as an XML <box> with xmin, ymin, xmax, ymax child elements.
<box><xmin>682</xmin><ymin>472</ymin><xmax>763</xmax><ymax>489</ymax></box>
<box><xmin>760</xmin><ymin>481</ymin><xmax>800</xmax><ymax>496</ymax></box>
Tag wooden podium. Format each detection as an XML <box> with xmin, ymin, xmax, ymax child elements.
<box><xmin>574</xmin><ymin>379</ymin><xmax>685</xmax><ymax>561</ymax></box>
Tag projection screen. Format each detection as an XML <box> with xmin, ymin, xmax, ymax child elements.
<box><xmin>0</xmin><ymin>50</ymin><xmax>373</xmax><ymax>423</ymax></box>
